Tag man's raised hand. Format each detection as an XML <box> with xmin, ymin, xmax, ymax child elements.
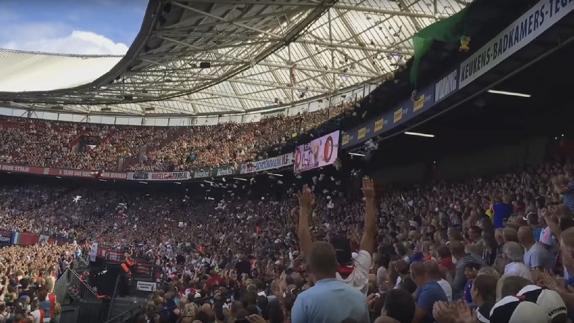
<box><xmin>360</xmin><ymin>176</ymin><xmax>378</xmax><ymax>254</ymax></box>
<box><xmin>362</xmin><ymin>177</ymin><xmax>376</xmax><ymax>200</ymax></box>
<box><xmin>297</xmin><ymin>185</ymin><xmax>315</xmax><ymax>212</ymax></box>
<box><xmin>296</xmin><ymin>185</ymin><xmax>314</xmax><ymax>257</ymax></box>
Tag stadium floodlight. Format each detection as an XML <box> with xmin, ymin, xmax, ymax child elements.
<box><xmin>487</xmin><ymin>89</ymin><xmax>531</xmax><ymax>98</ymax></box>
<box><xmin>404</xmin><ymin>131</ymin><xmax>435</xmax><ymax>138</ymax></box>
<box><xmin>348</xmin><ymin>152</ymin><xmax>366</xmax><ymax>157</ymax></box>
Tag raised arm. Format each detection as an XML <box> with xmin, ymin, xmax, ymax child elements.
<box><xmin>297</xmin><ymin>185</ymin><xmax>315</xmax><ymax>257</ymax></box>
<box><xmin>360</xmin><ymin>177</ymin><xmax>378</xmax><ymax>254</ymax></box>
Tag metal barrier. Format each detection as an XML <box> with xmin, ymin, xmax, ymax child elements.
<box><xmin>54</xmin><ymin>268</ymin><xmax>98</xmax><ymax>305</ymax></box>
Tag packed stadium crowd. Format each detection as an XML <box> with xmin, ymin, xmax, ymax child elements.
<box><xmin>0</xmin><ymin>159</ymin><xmax>573</xmax><ymax>322</ymax></box>
<box><xmin>0</xmin><ymin>101</ymin><xmax>353</xmax><ymax>173</ymax></box>
<box><xmin>0</xmin><ymin>243</ymin><xmax>73</xmax><ymax>323</ymax></box>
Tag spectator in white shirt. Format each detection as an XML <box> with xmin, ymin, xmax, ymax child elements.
<box><xmin>502</xmin><ymin>241</ymin><xmax>532</xmax><ymax>281</ymax></box>
<box><xmin>427</xmin><ymin>260</ymin><xmax>453</xmax><ymax>302</ymax></box>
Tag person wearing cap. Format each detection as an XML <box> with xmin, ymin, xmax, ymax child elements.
<box><xmin>517</xmin><ymin>285</ymin><xmax>567</xmax><ymax>323</ymax></box>
<box><xmin>290</xmin><ymin>241</ymin><xmax>369</xmax><ymax>323</ymax></box>
<box><xmin>518</xmin><ymin>226</ymin><xmax>555</xmax><ymax>270</ymax></box>
<box><xmin>295</xmin><ymin>177</ymin><xmax>377</xmax><ymax>295</ymax></box>
<box><xmin>489</xmin><ymin>295</ymin><xmax>550</xmax><ymax>323</ymax></box>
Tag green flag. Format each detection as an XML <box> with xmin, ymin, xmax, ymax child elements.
<box><xmin>410</xmin><ymin>8</ymin><xmax>469</xmax><ymax>85</ymax></box>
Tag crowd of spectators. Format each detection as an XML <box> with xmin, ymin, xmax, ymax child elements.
<box><xmin>0</xmin><ymin>160</ymin><xmax>573</xmax><ymax>322</ymax></box>
<box><xmin>0</xmin><ymin>243</ymin><xmax>76</xmax><ymax>323</ymax></box>
<box><xmin>0</xmin><ymin>101</ymin><xmax>354</xmax><ymax>173</ymax></box>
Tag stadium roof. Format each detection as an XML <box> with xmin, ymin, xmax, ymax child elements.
<box><xmin>0</xmin><ymin>50</ymin><xmax>123</xmax><ymax>92</ymax></box>
<box><xmin>0</xmin><ymin>0</ymin><xmax>470</xmax><ymax>116</ymax></box>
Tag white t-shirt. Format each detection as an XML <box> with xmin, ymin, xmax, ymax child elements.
<box><xmin>336</xmin><ymin>250</ymin><xmax>372</xmax><ymax>295</ymax></box>
<box><xmin>437</xmin><ymin>278</ymin><xmax>453</xmax><ymax>302</ymax></box>
<box><xmin>523</xmin><ymin>242</ymin><xmax>555</xmax><ymax>270</ymax></box>
<box><xmin>504</xmin><ymin>262</ymin><xmax>533</xmax><ymax>281</ymax></box>
<box><xmin>30</xmin><ymin>309</ymin><xmax>42</xmax><ymax>323</ymax></box>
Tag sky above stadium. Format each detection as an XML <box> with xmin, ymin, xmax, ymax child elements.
<box><xmin>0</xmin><ymin>0</ymin><xmax>148</xmax><ymax>55</ymax></box>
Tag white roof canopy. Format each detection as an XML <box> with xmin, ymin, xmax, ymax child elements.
<box><xmin>0</xmin><ymin>50</ymin><xmax>122</xmax><ymax>92</ymax></box>
<box><xmin>0</xmin><ymin>0</ymin><xmax>470</xmax><ymax>117</ymax></box>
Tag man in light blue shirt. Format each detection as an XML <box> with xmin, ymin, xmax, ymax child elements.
<box><xmin>518</xmin><ymin>226</ymin><xmax>555</xmax><ymax>270</ymax></box>
<box><xmin>291</xmin><ymin>241</ymin><xmax>369</xmax><ymax>323</ymax></box>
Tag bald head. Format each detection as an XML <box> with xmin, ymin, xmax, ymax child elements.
<box><xmin>517</xmin><ymin>226</ymin><xmax>534</xmax><ymax>247</ymax></box>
